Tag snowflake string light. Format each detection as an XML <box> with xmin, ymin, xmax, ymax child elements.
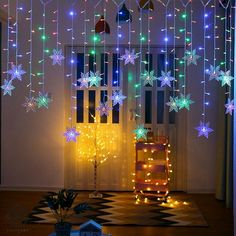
<box><xmin>1</xmin><ymin>79</ymin><xmax>15</xmax><ymax>96</ymax></box>
<box><xmin>206</xmin><ymin>65</ymin><xmax>221</xmax><ymax>81</ymax></box>
<box><xmin>64</xmin><ymin>127</ymin><xmax>80</xmax><ymax>142</ymax></box>
<box><xmin>133</xmin><ymin>124</ymin><xmax>148</xmax><ymax>140</ymax></box>
<box><xmin>36</xmin><ymin>92</ymin><xmax>52</xmax><ymax>109</ymax></box>
<box><xmin>177</xmin><ymin>93</ymin><xmax>194</xmax><ymax>110</ymax></box>
<box><xmin>120</xmin><ymin>49</ymin><xmax>139</xmax><ymax>65</ymax></box>
<box><xmin>89</xmin><ymin>71</ymin><xmax>102</xmax><ymax>87</ymax></box>
<box><xmin>195</xmin><ymin>121</ymin><xmax>213</xmax><ymax>138</ymax></box>
<box><xmin>225</xmin><ymin>98</ymin><xmax>234</xmax><ymax>115</ymax></box>
<box><xmin>218</xmin><ymin>70</ymin><xmax>234</xmax><ymax>87</ymax></box>
<box><xmin>157</xmin><ymin>71</ymin><xmax>175</xmax><ymax>87</ymax></box>
<box><xmin>22</xmin><ymin>97</ymin><xmax>37</xmax><ymax>112</ymax></box>
<box><xmin>183</xmin><ymin>49</ymin><xmax>201</xmax><ymax>66</ymax></box>
<box><xmin>140</xmin><ymin>70</ymin><xmax>157</xmax><ymax>86</ymax></box>
<box><xmin>78</xmin><ymin>72</ymin><xmax>90</xmax><ymax>88</ymax></box>
<box><xmin>110</xmin><ymin>90</ymin><xmax>127</xmax><ymax>106</ymax></box>
<box><xmin>166</xmin><ymin>96</ymin><xmax>179</xmax><ymax>112</ymax></box>
<box><xmin>96</xmin><ymin>102</ymin><xmax>112</xmax><ymax>116</ymax></box>
<box><xmin>50</xmin><ymin>49</ymin><xmax>65</xmax><ymax>66</ymax></box>
<box><xmin>7</xmin><ymin>64</ymin><xmax>26</xmax><ymax>81</ymax></box>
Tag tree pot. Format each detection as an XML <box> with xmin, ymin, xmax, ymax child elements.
<box><xmin>55</xmin><ymin>222</ymin><xmax>72</xmax><ymax>236</ymax></box>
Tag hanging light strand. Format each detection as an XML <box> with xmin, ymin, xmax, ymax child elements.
<box><xmin>29</xmin><ymin>0</ymin><xmax>33</xmax><ymax>98</ymax></box>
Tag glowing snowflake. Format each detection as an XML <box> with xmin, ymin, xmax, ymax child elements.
<box><xmin>195</xmin><ymin>121</ymin><xmax>213</xmax><ymax>138</ymax></box>
<box><xmin>1</xmin><ymin>79</ymin><xmax>15</xmax><ymax>96</ymax></box>
<box><xmin>89</xmin><ymin>71</ymin><xmax>102</xmax><ymax>87</ymax></box>
<box><xmin>64</xmin><ymin>127</ymin><xmax>80</xmax><ymax>142</ymax></box>
<box><xmin>78</xmin><ymin>72</ymin><xmax>90</xmax><ymax>88</ymax></box>
<box><xmin>177</xmin><ymin>93</ymin><xmax>194</xmax><ymax>110</ymax></box>
<box><xmin>120</xmin><ymin>49</ymin><xmax>139</xmax><ymax>65</ymax></box>
<box><xmin>22</xmin><ymin>96</ymin><xmax>37</xmax><ymax>112</ymax></box>
<box><xmin>110</xmin><ymin>90</ymin><xmax>127</xmax><ymax>106</ymax></box>
<box><xmin>140</xmin><ymin>70</ymin><xmax>157</xmax><ymax>86</ymax></box>
<box><xmin>7</xmin><ymin>64</ymin><xmax>26</xmax><ymax>81</ymax></box>
<box><xmin>225</xmin><ymin>98</ymin><xmax>234</xmax><ymax>115</ymax></box>
<box><xmin>157</xmin><ymin>71</ymin><xmax>175</xmax><ymax>87</ymax></box>
<box><xmin>183</xmin><ymin>49</ymin><xmax>201</xmax><ymax>66</ymax></box>
<box><xmin>133</xmin><ymin>124</ymin><xmax>148</xmax><ymax>140</ymax></box>
<box><xmin>166</xmin><ymin>96</ymin><xmax>178</xmax><ymax>112</ymax></box>
<box><xmin>96</xmin><ymin>102</ymin><xmax>112</xmax><ymax>116</ymax></box>
<box><xmin>36</xmin><ymin>92</ymin><xmax>52</xmax><ymax>109</ymax></box>
<box><xmin>206</xmin><ymin>65</ymin><xmax>221</xmax><ymax>81</ymax></box>
<box><xmin>218</xmin><ymin>70</ymin><xmax>234</xmax><ymax>87</ymax></box>
<box><xmin>50</xmin><ymin>49</ymin><xmax>65</xmax><ymax>66</ymax></box>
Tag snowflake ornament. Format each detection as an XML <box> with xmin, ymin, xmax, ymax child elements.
<box><xmin>140</xmin><ymin>70</ymin><xmax>157</xmax><ymax>86</ymax></box>
<box><xmin>195</xmin><ymin>121</ymin><xmax>213</xmax><ymax>138</ymax></box>
<box><xmin>133</xmin><ymin>124</ymin><xmax>148</xmax><ymax>140</ymax></box>
<box><xmin>7</xmin><ymin>64</ymin><xmax>26</xmax><ymax>81</ymax></box>
<box><xmin>36</xmin><ymin>92</ymin><xmax>52</xmax><ymax>109</ymax></box>
<box><xmin>206</xmin><ymin>65</ymin><xmax>221</xmax><ymax>81</ymax></box>
<box><xmin>218</xmin><ymin>70</ymin><xmax>234</xmax><ymax>87</ymax></box>
<box><xmin>78</xmin><ymin>72</ymin><xmax>90</xmax><ymax>88</ymax></box>
<box><xmin>166</xmin><ymin>96</ymin><xmax>179</xmax><ymax>112</ymax></box>
<box><xmin>120</xmin><ymin>49</ymin><xmax>139</xmax><ymax>65</ymax></box>
<box><xmin>177</xmin><ymin>93</ymin><xmax>194</xmax><ymax>110</ymax></box>
<box><xmin>22</xmin><ymin>97</ymin><xmax>37</xmax><ymax>112</ymax></box>
<box><xmin>50</xmin><ymin>49</ymin><xmax>65</xmax><ymax>66</ymax></box>
<box><xmin>183</xmin><ymin>49</ymin><xmax>201</xmax><ymax>66</ymax></box>
<box><xmin>110</xmin><ymin>90</ymin><xmax>127</xmax><ymax>106</ymax></box>
<box><xmin>96</xmin><ymin>102</ymin><xmax>112</xmax><ymax>116</ymax></box>
<box><xmin>225</xmin><ymin>98</ymin><xmax>234</xmax><ymax>115</ymax></box>
<box><xmin>64</xmin><ymin>127</ymin><xmax>80</xmax><ymax>142</ymax></box>
<box><xmin>1</xmin><ymin>79</ymin><xmax>15</xmax><ymax>96</ymax></box>
<box><xmin>157</xmin><ymin>71</ymin><xmax>175</xmax><ymax>87</ymax></box>
<box><xmin>89</xmin><ymin>71</ymin><xmax>102</xmax><ymax>87</ymax></box>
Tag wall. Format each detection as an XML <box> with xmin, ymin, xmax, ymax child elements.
<box><xmin>0</xmin><ymin>0</ymin><xmax>224</xmax><ymax>192</ymax></box>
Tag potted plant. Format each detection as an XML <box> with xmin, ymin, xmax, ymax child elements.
<box><xmin>46</xmin><ymin>189</ymin><xmax>88</xmax><ymax>236</ymax></box>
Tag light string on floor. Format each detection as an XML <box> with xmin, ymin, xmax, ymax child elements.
<box><xmin>64</xmin><ymin>3</ymin><xmax>80</xmax><ymax>142</ymax></box>
<box><xmin>22</xmin><ymin>0</ymin><xmax>37</xmax><ymax>112</ymax></box>
<box><xmin>36</xmin><ymin>1</ymin><xmax>52</xmax><ymax>109</ymax></box>
<box><xmin>195</xmin><ymin>0</ymin><xmax>214</xmax><ymax>138</ymax></box>
<box><xmin>50</xmin><ymin>0</ymin><xmax>65</xmax><ymax>66</ymax></box>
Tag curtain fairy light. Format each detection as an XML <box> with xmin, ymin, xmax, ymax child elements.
<box><xmin>1</xmin><ymin>0</ymin><xmax>16</xmax><ymax>96</ymax></box>
<box><xmin>50</xmin><ymin>0</ymin><xmax>65</xmax><ymax>66</ymax></box>
<box><xmin>157</xmin><ymin>0</ymin><xmax>175</xmax><ymax>88</ymax></box>
<box><xmin>6</xmin><ymin>0</ymin><xmax>26</xmax><ymax>84</ymax></box>
<box><xmin>36</xmin><ymin>1</ymin><xmax>52</xmax><ymax>109</ymax></box>
<box><xmin>166</xmin><ymin>0</ymin><xmax>179</xmax><ymax>112</ymax></box>
<box><xmin>64</xmin><ymin>3</ymin><xmax>80</xmax><ymax>142</ymax></box>
<box><xmin>177</xmin><ymin>0</ymin><xmax>194</xmax><ymax>111</ymax></box>
<box><xmin>195</xmin><ymin>0</ymin><xmax>214</xmax><ymax>138</ymax></box>
<box><xmin>22</xmin><ymin>0</ymin><xmax>37</xmax><ymax>112</ymax></box>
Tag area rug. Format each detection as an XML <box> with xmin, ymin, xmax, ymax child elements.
<box><xmin>24</xmin><ymin>192</ymin><xmax>208</xmax><ymax>227</ymax></box>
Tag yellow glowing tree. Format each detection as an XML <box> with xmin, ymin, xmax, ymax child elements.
<box><xmin>76</xmin><ymin>115</ymin><xmax>119</xmax><ymax>197</ymax></box>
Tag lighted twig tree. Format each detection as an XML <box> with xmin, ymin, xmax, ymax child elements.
<box><xmin>76</xmin><ymin>114</ymin><xmax>118</xmax><ymax>198</ymax></box>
